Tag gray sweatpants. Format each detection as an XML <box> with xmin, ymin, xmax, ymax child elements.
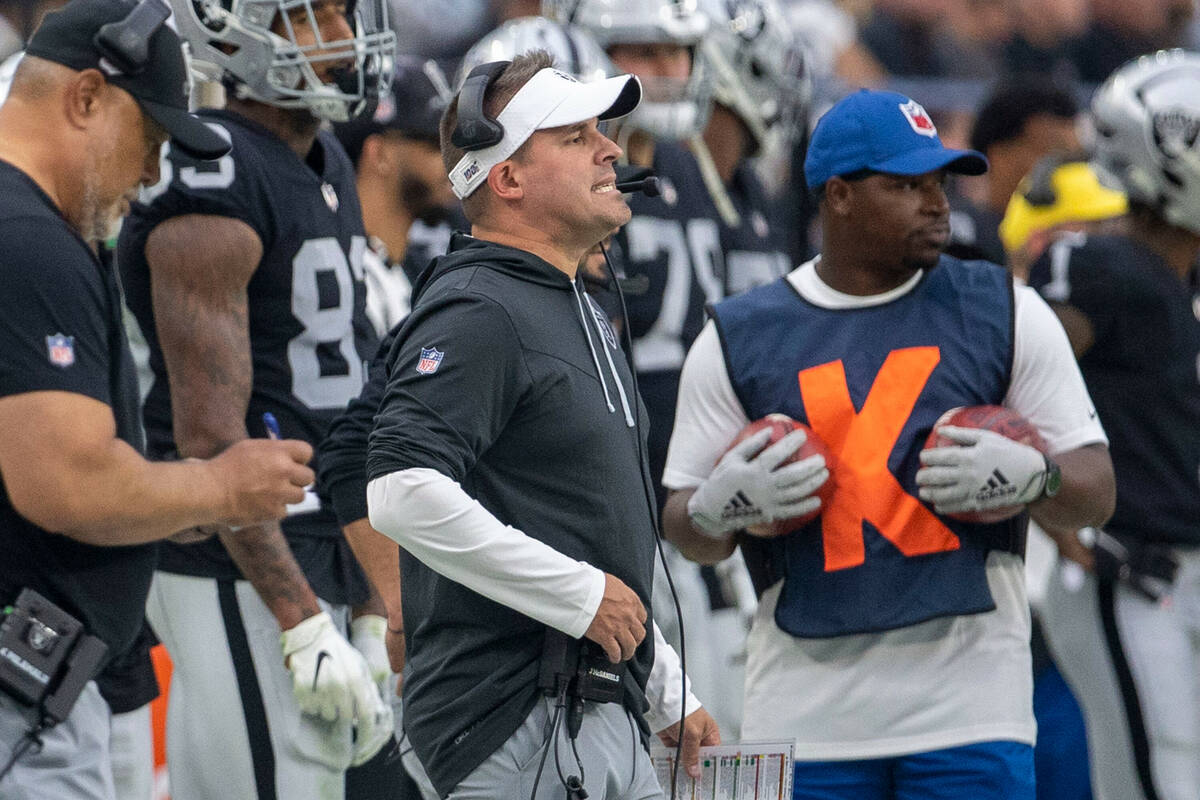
<box><xmin>0</xmin><ymin>681</ymin><xmax>115</xmax><ymax>800</ymax></box>
<box><xmin>447</xmin><ymin>696</ymin><xmax>664</xmax><ymax>800</ymax></box>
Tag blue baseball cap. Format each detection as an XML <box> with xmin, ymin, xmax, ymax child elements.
<box><xmin>805</xmin><ymin>89</ymin><xmax>988</xmax><ymax>190</ymax></box>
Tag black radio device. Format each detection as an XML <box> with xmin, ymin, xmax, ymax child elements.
<box><xmin>537</xmin><ymin>628</ymin><xmax>625</xmax><ymax>706</ymax></box>
<box><xmin>0</xmin><ymin>588</ymin><xmax>108</xmax><ymax>723</ymax></box>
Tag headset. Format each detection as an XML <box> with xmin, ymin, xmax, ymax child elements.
<box><xmin>93</xmin><ymin>0</ymin><xmax>171</xmax><ymax>76</ymax></box>
<box><xmin>451</xmin><ymin>61</ymin><xmax>509</xmax><ymax>151</ymax></box>
<box><xmin>1021</xmin><ymin>153</ymin><xmax>1073</xmax><ymax>208</ymax></box>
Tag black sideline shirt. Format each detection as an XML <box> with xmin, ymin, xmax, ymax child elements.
<box><xmin>0</xmin><ymin>160</ymin><xmax>154</xmax><ymax>658</ymax></box>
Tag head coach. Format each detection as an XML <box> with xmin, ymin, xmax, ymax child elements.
<box><xmin>0</xmin><ymin>0</ymin><xmax>313</xmax><ymax>796</ymax></box>
<box><xmin>364</xmin><ymin>50</ymin><xmax>719</xmax><ymax>799</ymax></box>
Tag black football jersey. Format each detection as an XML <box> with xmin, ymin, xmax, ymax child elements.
<box><xmin>1029</xmin><ymin>233</ymin><xmax>1200</xmax><ymax>545</ymax></box>
<box><xmin>616</xmin><ymin>142</ymin><xmax>725</xmax><ymax>507</ymax></box>
<box><xmin>721</xmin><ymin>161</ymin><xmax>792</xmax><ymax>296</ymax></box>
<box><xmin>119</xmin><ymin>110</ymin><xmax>376</xmax><ymax>593</ymax></box>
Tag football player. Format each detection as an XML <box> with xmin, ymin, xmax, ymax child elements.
<box><xmin>694</xmin><ymin>0</ymin><xmax>808</xmax><ymax>294</ymax></box>
<box><xmin>117</xmin><ymin>0</ymin><xmax>396</xmax><ymax>797</ymax></box>
<box><xmin>1029</xmin><ymin>50</ymin><xmax>1200</xmax><ymax>800</ymax></box>
<box><xmin>333</xmin><ymin>56</ymin><xmax>458</xmax><ymax>337</ymax></box>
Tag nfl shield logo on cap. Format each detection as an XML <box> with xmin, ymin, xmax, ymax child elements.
<box><xmin>900</xmin><ymin>99</ymin><xmax>938</xmax><ymax>137</ymax></box>
<box><xmin>416</xmin><ymin>346</ymin><xmax>444</xmax><ymax>375</ymax></box>
<box><xmin>46</xmin><ymin>333</ymin><xmax>75</xmax><ymax>367</ymax></box>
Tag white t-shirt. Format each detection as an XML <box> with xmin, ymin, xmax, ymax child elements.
<box><xmin>662</xmin><ymin>258</ymin><xmax>1107</xmax><ymax>759</ymax></box>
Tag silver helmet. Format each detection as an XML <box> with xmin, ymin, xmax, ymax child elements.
<box><xmin>696</xmin><ymin>0</ymin><xmax>810</xmax><ymax>156</ymax></box>
<box><xmin>1090</xmin><ymin>49</ymin><xmax>1200</xmax><ymax>235</ymax></box>
<box><xmin>169</xmin><ymin>0</ymin><xmax>396</xmax><ymax>122</ymax></box>
<box><xmin>543</xmin><ymin>0</ymin><xmax>713</xmax><ymax>140</ymax></box>
<box><xmin>457</xmin><ymin>16</ymin><xmax>613</xmax><ymax>86</ymax></box>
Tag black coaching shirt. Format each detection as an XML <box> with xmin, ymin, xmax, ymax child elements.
<box><xmin>0</xmin><ymin>161</ymin><xmax>155</xmax><ymax>658</ymax></box>
<box><xmin>119</xmin><ymin>110</ymin><xmax>375</xmax><ymax>603</ymax></box>
<box><xmin>1029</xmin><ymin>233</ymin><xmax>1200</xmax><ymax>546</ymax></box>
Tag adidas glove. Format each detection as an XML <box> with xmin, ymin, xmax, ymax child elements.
<box><xmin>281</xmin><ymin>612</ymin><xmax>394</xmax><ymax>766</ymax></box>
<box><xmin>687</xmin><ymin>428</ymin><xmax>828</xmax><ymax>538</ymax></box>
<box><xmin>915</xmin><ymin>426</ymin><xmax>1048</xmax><ymax>514</ymax></box>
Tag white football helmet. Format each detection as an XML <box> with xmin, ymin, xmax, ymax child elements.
<box><xmin>696</xmin><ymin>0</ymin><xmax>810</xmax><ymax>156</ymax></box>
<box><xmin>543</xmin><ymin>0</ymin><xmax>713</xmax><ymax>140</ymax></box>
<box><xmin>169</xmin><ymin>0</ymin><xmax>396</xmax><ymax>122</ymax></box>
<box><xmin>1090</xmin><ymin>49</ymin><xmax>1200</xmax><ymax>235</ymax></box>
<box><xmin>457</xmin><ymin>16</ymin><xmax>613</xmax><ymax>87</ymax></box>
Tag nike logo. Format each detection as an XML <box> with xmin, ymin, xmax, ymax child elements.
<box><xmin>312</xmin><ymin>650</ymin><xmax>331</xmax><ymax>690</ymax></box>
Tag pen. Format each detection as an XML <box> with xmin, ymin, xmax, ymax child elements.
<box><xmin>262</xmin><ymin>412</ymin><xmax>281</xmax><ymax>440</ymax></box>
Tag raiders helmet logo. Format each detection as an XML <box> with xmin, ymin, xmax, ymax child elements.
<box><xmin>1152</xmin><ymin>108</ymin><xmax>1200</xmax><ymax>157</ymax></box>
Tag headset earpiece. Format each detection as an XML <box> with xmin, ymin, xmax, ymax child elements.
<box><xmin>1023</xmin><ymin>154</ymin><xmax>1071</xmax><ymax>207</ymax></box>
<box><xmin>451</xmin><ymin>60</ymin><xmax>510</xmax><ymax>151</ymax></box>
<box><xmin>93</xmin><ymin>0</ymin><xmax>171</xmax><ymax>75</ymax></box>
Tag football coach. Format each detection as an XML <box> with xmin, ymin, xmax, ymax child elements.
<box><xmin>365</xmin><ymin>50</ymin><xmax>718</xmax><ymax>799</ymax></box>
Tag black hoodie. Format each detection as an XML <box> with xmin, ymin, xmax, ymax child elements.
<box><xmin>367</xmin><ymin>234</ymin><xmax>659</xmax><ymax>795</ymax></box>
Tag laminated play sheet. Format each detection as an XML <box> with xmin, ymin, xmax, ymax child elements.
<box><xmin>649</xmin><ymin>740</ymin><xmax>794</xmax><ymax>800</ymax></box>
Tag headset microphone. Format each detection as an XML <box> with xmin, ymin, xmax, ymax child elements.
<box><xmin>614</xmin><ymin>165</ymin><xmax>661</xmax><ymax>198</ymax></box>
<box><xmin>615</xmin><ymin>176</ymin><xmax>661</xmax><ymax>197</ymax></box>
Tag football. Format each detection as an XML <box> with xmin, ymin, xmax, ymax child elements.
<box><xmin>923</xmin><ymin>405</ymin><xmax>1048</xmax><ymax>523</ymax></box>
<box><xmin>724</xmin><ymin>413</ymin><xmax>835</xmax><ymax>535</ymax></box>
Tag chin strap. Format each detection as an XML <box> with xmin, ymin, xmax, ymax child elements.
<box><xmin>688</xmin><ymin>135</ymin><xmax>741</xmax><ymax>228</ymax></box>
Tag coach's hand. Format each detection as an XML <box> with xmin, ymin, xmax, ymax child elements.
<box><xmin>584</xmin><ymin>573</ymin><xmax>647</xmax><ymax>663</ymax></box>
<box><xmin>657</xmin><ymin>707</ymin><xmax>720</xmax><ymax>779</ymax></box>
<box><xmin>916</xmin><ymin>427</ymin><xmax>1047</xmax><ymax>513</ymax></box>
<box><xmin>280</xmin><ymin>613</ymin><xmax>393</xmax><ymax>742</ymax></box>
<box><xmin>687</xmin><ymin>429</ymin><xmax>827</xmax><ymax>538</ymax></box>
<box><xmin>211</xmin><ymin>438</ymin><xmax>314</xmax><ymax>526</ymax></box>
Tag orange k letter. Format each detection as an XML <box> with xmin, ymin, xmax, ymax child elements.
<box><xmin>799</xmin><ymin>347</ymin><xmax>960</xmax><ymax>571</ymax></box>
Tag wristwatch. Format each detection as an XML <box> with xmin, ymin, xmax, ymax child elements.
<box><xmin>1041</xmin><ymin>455</ymin><xmax>1062</xmax><ymax>499</ymax></box>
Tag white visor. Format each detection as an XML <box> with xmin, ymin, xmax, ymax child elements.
<box><xmin>449</xmin><ymin>67</ymin><xmax>642</xmax><ymax>199</ymax></box>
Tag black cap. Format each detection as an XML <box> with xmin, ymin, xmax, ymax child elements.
<box><xmin>26</xmin><ymin>0</ymin><xmax>230</xmax><ymax>160</ymax></box>
<box><xmin>333</xmin><ymin>56</ymin><xmax>449</xmax><ymax>165</ymax></box>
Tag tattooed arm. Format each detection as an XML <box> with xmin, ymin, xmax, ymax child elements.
<box><xmin>145</xmin><ymin>214</ymin><xmax>322</xmax><ymax>629</ymax></box>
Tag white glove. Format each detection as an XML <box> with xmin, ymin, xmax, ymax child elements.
<box><xmin>350</xmin><ymin>614</ymin><xmax>391</xmax><ymax>693</ymax></box>
<box><xmin>279</xmin><ymin>612</ymin><xmax>394</xmax><ymax>766</ymax></box>
<box><xmin>687</xmin><ymin>428</ymin><xmax>828</xmax><ymax>538</ymax></box>
<box><xmin>915</xmin><ymin>426</ymin><xmax>1048</xmax><ymax>514</ymax></box>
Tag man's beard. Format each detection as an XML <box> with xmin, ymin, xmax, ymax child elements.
<box><xmin>79</xmin><ymin>172</ymin><xmax>125</xmax><ymax>245</ymax></box>
<box><xmin>399</xmin><ymin>174</ymin><xmax>451</xmax><ymax>226</ymax></box>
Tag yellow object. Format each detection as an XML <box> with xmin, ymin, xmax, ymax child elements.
<box><xmin>999</xmin><ymin>161</ymin><xmax>1128</xmax><ymax>254</ymax></box>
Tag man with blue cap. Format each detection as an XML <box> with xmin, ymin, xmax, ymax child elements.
<box><xmin>660</xmin><ymin>88</ymin><xmax>1117</xmax><ymax>799</ymax></box>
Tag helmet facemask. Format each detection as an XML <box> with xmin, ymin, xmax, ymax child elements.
<box><xmin>174</xmin><ymin>0</ymin><xmax>396</xmax><ymax>122</ymax></box>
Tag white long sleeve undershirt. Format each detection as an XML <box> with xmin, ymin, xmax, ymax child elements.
<box><xmin>366</xmin><ymin>467</ymin><xmax>699</xmax><ymax>732</ymax></box>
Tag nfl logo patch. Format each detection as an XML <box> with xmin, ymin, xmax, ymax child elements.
<box><xmin>899</xmin><ymin>99</ymin><xmax>938</xmax><ymax>138</ymax></box>
<box><xmin>46</xmin><ymin>333</ymin><xmax>75</xmax><ymax>367</ymax></box>
<box><xmin>416</xmin><ymin>346</ymin><xmax>444</xmax><ymax>375</ymax></box>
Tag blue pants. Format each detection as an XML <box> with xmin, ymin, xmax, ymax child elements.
<box><xmin>1033</xmin><ymin>660</ymin><xmax>1092</xmax><ymax>800</ymax></box>
<box><xmin>793</xmin><ymin>741</ymin><xmax>1035</xmax><ymax>800</ymax></box>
